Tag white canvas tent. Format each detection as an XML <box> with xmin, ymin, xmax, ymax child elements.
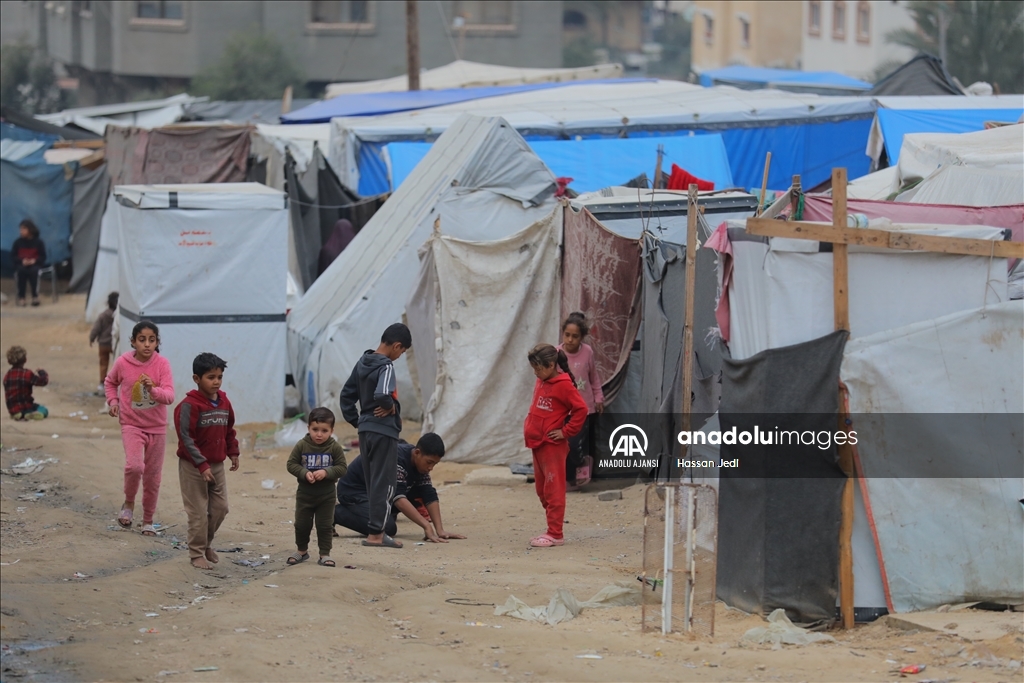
<box><xmin>892</xmin><ymin>123</ymin><xmax>1024</xmax><ymax>190</ymax></box>
<box><xmin>86</xmin><ymin>195</ymin><xmax>120</xmax><ymax>323</ymax></box>
<box><xmin>324</xmin><ymin>60</ymin><xmax>623</xmax><ymax>98</ymax></box>
<box><xmin>896</xmin><ymin>165</ymin><xmax>1024</xmax><ymax>206</ymax></box>
<box><xmin>407</xmin><ymin>208</ymin><xmax>563</xmax><ymax>464</ymax></box>
<box><xmin>114</xmin><ymin>183</ymin><xmax>288</xmax><ymax>424</ymax></box>
<box><xmin>286</xmin><ymin>114</ymin><xmax>557</xmax><ymax>418</ymax></box>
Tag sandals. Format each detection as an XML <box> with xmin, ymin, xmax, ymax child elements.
<box><xmin>361</xmin><ymin>534</ymin><xmax>403</xmax><ymax>549</ymax></box>
<box><xmin>117</xmin><ymin>507</ymin><xmax>133</xmax><ymax>528</ymax></box>
<box><xmin>140</xmin><ymin>524</ymin><xmax>158</xmax><ymax>536</ymax></box>
<box><xmin>318</xmin><ymin>557</ymin><xmax>336</xmax><ymax>567</ymax></box>
<box><xmin>530</xmin><ymin>533</ymin><xmax>564</xmax><ymax>548</ymax></box>
<box><xmin>286</xmin><ymin>551</ymin><xmax>309</xmax><ymax>565</ymax></box>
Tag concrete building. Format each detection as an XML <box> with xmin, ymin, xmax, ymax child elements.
<box><xmin>800</xmin><ymin>0</ymin><xmax>916</xmax><ymax>81</ymax></box>
<box><xmin>0</xmin><ymin>1</ymin><xmax>564</xmax><ymax>104</ymax></box>
<box><xmin>562</xmin><ymin>0</ymin><xmax>645</xmax><ymax>54</ymax></box>
<box><xmin>690</xmin><ymin>1</ymin><xmax>803</xmax><ymax>73</ymax></box>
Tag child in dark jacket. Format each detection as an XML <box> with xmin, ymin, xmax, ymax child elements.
<box><xmin>286</xmin><ymin>407</ymin><xmax>348</xmax><ymax>567</ymax></box>
<box><xmin>11</xmin><ymin>219</ymin><xmax>46</xmax><ymax>307</ymax></box>
<box><xmin>3</xmin><ymin>345</ymin><xmax>49</xmax><ymax>420</ymax></box>
<box><xmin>174</xmin><ymin>352</ymin><xmax>239</xmax><ymax>570</ymax></box>
<box><xmin>339</xmin><ymin>323</ymin><xmax>412</xmax><ymax>549</ymax></box>
<box><xmin>524</xmin><ymin>343</ymin><xmax>588</xmax><ymax>548</ymax></box>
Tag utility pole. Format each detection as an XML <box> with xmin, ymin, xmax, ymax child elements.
<box><xmin>406</xmin><ymin>0</ymin><xmax>420</xmax><ymax>91</ymax></box>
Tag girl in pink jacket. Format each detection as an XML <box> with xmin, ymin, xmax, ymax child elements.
<box><xmin>557</xmin><ymin>312</ymin><xmax>604</xmax><ymax>488</ymax></box>
<box><xmin>104</xmin><ymin>321</ymin><xmax>175</xmax><ymax>535</ymax></box>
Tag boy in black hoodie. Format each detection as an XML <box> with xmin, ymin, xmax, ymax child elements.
<box><xmin>11</xmin><ymin>219</ymin><xmax>46</xmax><ymax>307</ymax></box>
<box><xmin>339</xmin><ymin>323</ymin><xmax>411</xmax><ymax>549</ymax></box>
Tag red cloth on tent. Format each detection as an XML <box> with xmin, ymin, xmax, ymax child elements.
<box><xmin>666</xmin><ymin>164</ymin><xmax>714</xmax><ymax>191</ymax></box>
<box><xmin>554</xmin><ymin>177</ymin><xmax>574</xmax><ymax>198</ymax></box>
<box><xmin>560</xmin><ymin>207</ymin><xmax>642</xmax><ymax>404</ymax></box>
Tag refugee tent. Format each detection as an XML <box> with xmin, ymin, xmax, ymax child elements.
<box><xmin>842</xmin><ymin>302</ymin><xmax>1024</xmax><ymax>613</ymax></box>
<box><xmin>866</xmin><ymin>95</ymin><xmax>1023</xmax><ymax>167</ymax></box>
<box><xmin>327</xmin><ymin>81</ymin><xmax>876</xmax><ymax>194</ymax></box>
<box><xmin>1</xmin><ymin>125</ymin><xmax>73</xmax><ymax>277</ymax></box>
<box><xmin>286</xmin><ymin>114</ymin><xmax>557</xmax><ymax>419</ymax></box>
<box><xmin>385</xmin><ymin>134</ymin><xmax>735</xmax><ymax>195</ymax></box>
<box><xmin>846</xmin><ymin>167</ymin><xmax>899</xmax><ymax>200</ymax></box>
<box><xmin>867</xmin><ymin>54</ymin><xmax>964</xmax><ymax>97</ymax></box>
<box><xmin>407</xmin><ymin>208</ymin><xmax>564</xmax><ymax>464</ymax></box>
<box><xmin>67</xmin><ymin>164</ymin><xmax>108</xmax><ymax>293</ymax></box>
<box><xmin>86</xmin><ymin>123</ymin><xmax>255</xmax><ymax>321</ymax></box>
<box><xmin>698</xmin><ymin>66</ymin><xmax>871</xmax><ymax>96</ymax></box>
<box><xmin>36</xmin><ymin>93</ymin><xmax>206</xmax><ymax>136</ymax></box>
<box><xmin>891</xmin><ymin>124</ymin><xmax>1024</xmax><ymax>190</ymax></box>
<box><xmin>114</xmin><ymin>183</ymin><xmax>288</xmax><ymax>424</ymax></box>
<box><xmin>324</xmin><ymin>60</ymin><xmax>623</xmax><ymax>97</ymax></box>
<box><xmin>182</xmin><ymin>99</ymin><xmax>317</xmax><ymax>124</ymax></box>
<box><xmin>705</xmin><ymin>218</ymin><xmax>1013</xmax><ymax>619</ymax></box>
<box><xmin>249</xmin><ymin>123</ymin><xmax>332</xmax><ymax>191</ymax></box>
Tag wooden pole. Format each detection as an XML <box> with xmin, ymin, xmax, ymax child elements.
<box><xmin>680</xmin><ymin>184</ymin><xmax>699</xmax><ymax>443</ymax></box>
<box><xmin>406</xmin><ymin>0</ymin><xmax>420</xmax><ymax>91</ymax></box>
<box><xmin>756</xmin><ymin>152</ymin><xmax>772</xmax><ymax>216</ymax></box>
<box><xmin>790</xmin><ymin>174</ymin><xmax>801</xmax><ymax>218</ymax></box>
<box><xmin>832</xmin><ymin>167</ymin><xmax>855</xmax><ymax>631</ymax></box>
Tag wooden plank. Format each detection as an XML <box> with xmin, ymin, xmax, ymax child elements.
<box><xmin>745</xmin><ymin>217</ymin><xmax>1024</xmax><ymax>259</ymax></box>
<box><xmin>680</xmin><ymin>184</ymin><xmax>699</xmax><ymax>443</ymax></box>
<box><xmin>832</xmin><ymin>168</ymin><xmax>850</xmax><ymax>332</ymax></box>
<box><xmin>756</xmin><ymin>152</ymin><xmax>772</xmax><ymax>216</ymax></box>
<box><xmin>789</xmin><ymin>174</ymin><xmax>801</xmax><ymax>218</ymax></box>
<box><xmin>51</xmin><ymin>139</ymin><xmax>105</xmax><ymax>149</ymax></box>
<box><xmin>839</xmin><ymin>477</ymin><xmax>855</xmax><ymax>629</ymax></box>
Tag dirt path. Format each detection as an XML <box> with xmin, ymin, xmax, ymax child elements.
<box><xmin>1</xmin><ymin>292</ymin><xmax>1020</xmax><ymax>682</ymax></box>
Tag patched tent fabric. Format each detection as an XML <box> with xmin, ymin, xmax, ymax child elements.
<box><xmin>842</xmin><ymin>302</ymin><xmax>1024</xmax><ymax>613</ymax></box>
<box><xmin>1</xmin><ymin>127</ymin><xmax>73</xmax><ymax>276</ymax></box>
<box><xmin>897</xmin><ymin>166</ymin><xmax>1024</xmax><ymax>207</ymax></box>
<box><xmin>893</xmin><ymin>124</ymin><xmax>1024</xmax><ymax>187</ymax></box>
<box><xmin>68</xmin><ymin>163</ymin><xmax>108</xmax><ymax>293</ymax></box>
<box><xmin>699</xmin><ymin>65</ymin><xmax>871</xmax><ymax>95</ymax></box>
<box><xmin>105</xmin><ymin>124</ymin><xmax>252</xmax><ymax>185</ymax></box>
<box><xmin>717</xmin><ymin>331</ymin><xmax>848</xmax><ymax>623</ymax></box>
<box><xmin>867</xmin><ymin>54</ymin><xmax>964</xmax><ymax>97</ymax></box>
<box><xmin>560</xmin><ymin>206</ymin><xmax>642</xmax><ymax>400</ymax></box>
<box><xmin>287</xmin><ymin>114</ymin><xmax>557</xmax><ymax>419</ymax></box>
<box><xmin>409</xmin><ymin>208</ymin><xmax>563</xmax><ymax>464</ymax></box>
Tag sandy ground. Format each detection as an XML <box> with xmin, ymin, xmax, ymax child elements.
<box><xmin>1</xmin><ymin>291</ymin><xmax>1022</xmax><ymax>683</ymax></box>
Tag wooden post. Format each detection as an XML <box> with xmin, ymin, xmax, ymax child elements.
<box><xmin>832</xmin><ymin>167</ymin><xmax>855</xmax><ymax>630</ymax></box>
<box><xmin>790</xmin><ymin>174</ymin><xmax>801</xmax><ymax>219</ymax></box>
<box><xmin>680</xmin><ymin>184</ymin><xmax>699</xmax><ymax>443</ymax></box>
<box><xmin>757</xmin><ymin>152</ymin><xmax>772</xmax><ymax>216</ymax></box>
<box><xmin>406</xmin><ymin>0</ymin><xmax>420</xmax><ymax>91</ymax></box>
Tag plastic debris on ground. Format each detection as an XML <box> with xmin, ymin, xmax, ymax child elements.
<box><xmin>261</xmin><ymin>479</ymin><xmax>281</xmax><ymax>490</ymax></box>
<box><xmin>494</xmin><ymin>581</ymin><xmax>641</xmax><ymax>626</ymax></box>
<box><xmin>272</xmin><ymin>417</ymin><xmax>307</xmax><ymax>448</ymax></box>
<box><xmin>899</xmin><ymin>664</ymin><xmax>926</xmax><ymax>675</ymax></box>
<box><xmin>9</xmin><ymin>457</ymin><xmax>59</xmax><ymax>475</ymax></box>
<box><xmin>740</xmin><ymin>609</ymin><xmax>837</xmax><ymax>646</ymax></box>
<box><xmin>232</xmin><ymin>558</ymin><xmax>265</xmax><ymax>568</ymax></box>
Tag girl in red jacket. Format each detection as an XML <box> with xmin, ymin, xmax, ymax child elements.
<box><xmin>524</xmin><ymin>343</ymin><xmax>588</xmax><ymax>548</ymax></box>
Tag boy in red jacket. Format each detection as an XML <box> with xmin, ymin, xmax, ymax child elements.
<box><xmin>174</xmin><ymin>352</ymin><xmax>239</xmax><ymax>570</ymax></box>
<box><xmin>524</xmin><ymin>344</ymin><xmax>587</xmax><ymax>548</ymax></box>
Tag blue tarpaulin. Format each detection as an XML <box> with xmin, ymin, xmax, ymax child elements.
<box><xmin>386</xmin><ymin>134</ymin><xmax>736</xmax><ymax>195</ymax></box>
<box><xmin>878</xmin><ymin>108</ymin><xmax>1024</xmax><ymax>163</ymax></box>
<box><xmin>1</xmin><ymin>124</ymin><xmax>73</xmax><ymax>276</ymax></box>
<box><xmin>282</xmin><ymin>80</ymin><xmax>647</xmax><ymax>124</ymax></box>
<box><xmin>699</xmin><ymin>66</ymin><xmax>871</xmax><ymax>91</ymax></box>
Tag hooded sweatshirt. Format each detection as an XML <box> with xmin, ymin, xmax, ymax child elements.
<box><xmin>286</xmin><ymin>433</ymin><xmax>348</xmax><ymax>500</ymax></box>
<box><xmin>524</xmin><ymin>371</ymin><xmax>588</xmax><ymax>449</ymax></box>
<box><xmin>104</xmin><ymin>351</ymin><xmax>175</xmax><ymax>433</ymax></box>
<box><xmin>174</xmin><ymin>389</ymin><xmax>239</xmax><ymax>473</ymax></box>
<box><xmin>339</xmin><ymin>350</ymin><xmax>401</xmax><ymax>438</ymax></box>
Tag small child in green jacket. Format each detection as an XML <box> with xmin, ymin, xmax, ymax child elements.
<box><xmin>286</xmin><ymin>407</ymin><xmax>348</xmax><ymax>567</ymax></box>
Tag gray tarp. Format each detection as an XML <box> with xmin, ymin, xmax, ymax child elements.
<box><xmin>68</xmin><ymin>164</ymin><xmax>108</xmax><ymax>293</ymax></box>
<box><xmin>716</xmin><ymin>330</ymin><xmax>848</xmax><ymax>623</ymax></box>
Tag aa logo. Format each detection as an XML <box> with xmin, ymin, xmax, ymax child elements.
<box><xmin>609</xmin><ymin>424</ymin><xmax>648</xmax><ymax>458</ymax></box>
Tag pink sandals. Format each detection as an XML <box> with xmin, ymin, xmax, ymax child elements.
<box><xmin>530</xmin><ymin>533</ymin><xmax>564</xmax><ymax>548</ymax></box>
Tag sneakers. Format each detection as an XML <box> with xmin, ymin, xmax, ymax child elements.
<box><xmin>26</xmin><ymin>410</ymin><xmax>45</xmax><ymax>420</ymax></box>
<box><xmin>96</xmin><ymin>384</ymin><xmax>105</xmax><ymax>394</ymax></box>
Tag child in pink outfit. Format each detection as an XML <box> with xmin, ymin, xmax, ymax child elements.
<box><xmin>104</xmin><ymin>320</ymin><xmax>175</xmax><ymax>535</ymax></box>
<box><xmin>557</xmin><ymin>312</ymin><xmax>604</xmax><ymax>488</ymax></box>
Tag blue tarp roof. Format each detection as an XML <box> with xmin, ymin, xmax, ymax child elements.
<box><xmin>878</xmin><ymin>107</ymin><xmax>1024</xmax><ymax>162</ymax></box>
<box><xmin>282</xmin><ymin>79</ymin><xmax>648</xmax><ymax>124</ymax></box>
<box><xmin>386</xmin><ymin>134</ymin><xmax>735</xmax><ymax>195</ymax></box>
<box><xmin>1</xmin><ymin>124</ymin><xmax>72</xmax><ymax>274</ymax></box>
<box><xmin>699</xmin><ymin>66</ymin><xmax>871</xmax><ymax>91</ymax></box>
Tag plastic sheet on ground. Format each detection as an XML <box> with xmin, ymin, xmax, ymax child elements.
<box><xmin>494</xmin><ymin>581</ymin><xmax>641</xmax><ymax>626</ymax></box>
<box><xmin>740</xmin><ymin>609</ymin><xmax>836</xmax><ymax>646</ymax></box>
<box><xmin>274</xmin><ymin>418</ymin><xmax>308</xmax><ymax>448</ymax></box>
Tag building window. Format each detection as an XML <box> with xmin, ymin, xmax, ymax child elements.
<box><xmin>452</xmin><ymin>1</ymin><xmax>515</xmax><ymax>28</ymax></box>
<box><xmin>136</xmin><ymin>1</ymin><xmax>183</xmax><ymax>20</ymax></box>
<box><xmin>704</xmin><ymin>14</ymin><xmax>714</xmax><ymax>45</ymax></box>
<box><xmin>856</xmin><ymin>1</ymin><xmax>870</xmax><ymax>43</ymax></box>
<box><xmin>310</xmin><ymin>1</ymin><xmax>372</xmax><ymax>25</ymax></box>
<box><xmin>739</xmin><ymin>16</ymin><xmax>751</xmax><ymax>48</ymax></box>
<box><xmin>808</xmin><ymin>0</ymin><xmax>821</xmax><ymax>36</ymax></box>
<box><xmin>563</xmin><ymin>9</ymin><xmax>587</xmax><ymax>30</ymax></box>
<box><xmin>832</xmin><ymin>0</ymin><xmax>846</xmax><ymax>40</ymax></box>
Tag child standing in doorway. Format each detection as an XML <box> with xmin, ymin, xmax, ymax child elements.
<box><xmin>558</xmin><ymin>312</ymin><xmax>604</xmax><ymax>489</ymax></box>
<box><xmin>524</xmin><ymin>343</ymin><xmax>588</xmax><ymax>548</ymax></box>
<box><xmin>104</xmin><ymin>321</ymin><xmax>175</xmax><ymax>535</ymax></box>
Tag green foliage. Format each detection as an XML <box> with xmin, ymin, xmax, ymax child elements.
<box><xmin>563</xmin><ymin>35</ymin><xmax>598</xmax><ymax>68</ymax></box>
<box><xmin>0</xmin><ymin>42</ymin><xmax>69</xmax><ymax>115</ymax></box>
<box><xmin>647</xmin><ymin>13</ymin><xmax>692</xmax><ymax>79</ymax></box>
<box><xmin>191</xmin><ymin>30</ymin><xmax>305</xmax><ymax>101</ymax></box>
<box><xmin>886</xmin><ymin>1</ymin><xmax>1024</xmax><ymax>93</ymax></box>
